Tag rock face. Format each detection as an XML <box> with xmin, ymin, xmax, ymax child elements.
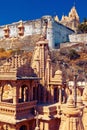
<box><xmin>0</xmin><ymin>34</ymin><xmax>41</xmax><ymax>50</ymax></box>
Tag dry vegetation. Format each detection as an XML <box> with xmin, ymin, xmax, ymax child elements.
<box><xmin>51</xmin><ymin>42</ymin><xmax>87</xmax><ymax>81</ymax></box>
<box><xmin>0</xmin><ymin>34</ymin><xmax>41</xmax><ymax>60</ymax></box>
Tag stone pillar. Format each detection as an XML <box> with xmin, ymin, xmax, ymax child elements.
<box><xmin>24</xmin><ymin>87</ymin><xmax>26</xmax><ymax>102</ymax></box>
<box><xmin>41</xmin><ymin>44</ymin><xmax>45</xmax><ymax>85</ymax></box>
<box><xmin>70</xmin><ymin>118</ymin><xmax>73</xmax><ymax>130</ymax></box>
<box><xmin>50</xmin><ymin>85</ymin><xmax>54</xmax><ymax>103</ymax></box>
<box><xmin>30</xmin><ymin>81</ymin><xmax>33</xmax><ymax>101</ymax></box>
<box><xmin>46</xmin><ymin>55</ymin><xmax>51</xmax><ymax>85</ymax></box>
<box><xmin>13</xmin><ymin>82</ymin><xmax>19</xmax><ymax>104</ymax></box>
<box><xmin>66</xmin><ymin>116</ymin><xmax>70</xmax><ymax>130</ymax></box>
<box><xmin>28</xmin><ymin>84</ymin><xmax>30</xmax><ymax>101</ymax></box>
<box><xmin>47</xmin><ymin>85</ymin><xmax>51</xmax><ymax>103</ymax></box>
<box><xmin>35</xmin><ymin>111</ymin><xmax>39</xmax><ymax>130</ymax></box>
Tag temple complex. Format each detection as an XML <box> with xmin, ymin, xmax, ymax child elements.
<box><xmin>54</xmin><ymin>6</ymin><xmax>80</xmax><ymax>32</ymax></box>
<box><xmin>0</xmin><ymin>6</ymin><xmax>86</xmax><ymax>130</ymax></box>
<box><xmin>0</xmin><ymin>32</ymin><xmax>86</xmax><ymax>130</ymax></box>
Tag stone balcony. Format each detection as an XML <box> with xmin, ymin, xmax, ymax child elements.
<box><xmin>37</xmin><ymin>103</ymin><xmax>60</xmax><ymax>120</ymax></box>
<box><xmin>0</xmin><ymin>100</ymin><xmax>37</xmax><ymax>124</ymax></box>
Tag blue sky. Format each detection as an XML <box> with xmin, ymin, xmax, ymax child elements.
<box><xmin>0</xmin><ymin>0</ymin><xmax>87</xmax><ymax>25</ymax></box>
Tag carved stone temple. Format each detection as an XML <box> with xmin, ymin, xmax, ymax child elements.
<box><xmin>0</xmin><ymin>34</ymin><xmax>86</xmax><ymax>130</ymax></box>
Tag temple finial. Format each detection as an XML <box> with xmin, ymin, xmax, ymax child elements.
<box><xmin>74</xmin><ymin>0</ymin><xmax>76</xmax><ymax>7</ymax></box>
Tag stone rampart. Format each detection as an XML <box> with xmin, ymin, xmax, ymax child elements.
<box><xmin>69</xmin><ymin>33</ymin><xmax>87</xmax><ymax>43</ymax></box>
<box><xmin>0</xmin><ymin>15</ymin><xmax>74</xmax><ymax>49</ymax></box>
<box><xmin>0</xmin><ymin>19</ymin><xmax>42</xmax><ymax>38</ymax></box>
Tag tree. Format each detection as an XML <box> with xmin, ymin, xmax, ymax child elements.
<box><xmin>77</xmin><ymin>18</ymin><xmax>87</xmax><ymax>33</ymax></box>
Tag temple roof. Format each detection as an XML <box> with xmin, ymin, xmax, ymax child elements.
<box><xmin>0</xmin><ymin>54</ymin><xmax>39</xmax><ymax>80</ymax></box>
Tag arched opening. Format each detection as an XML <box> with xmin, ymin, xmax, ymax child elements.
<box><xmin>54</xmin><ymin>87</ymin><xmax>59</xmax><ymax>103</ymax></box>
<box><xmin>19</xmin><ymin>85</ymin><xmax>28</xmax><ymax>102</ymax></box>
<box><xmin>20</xmin><ymin>125</ymin><xmax>27</xmax><ymax>130</ymax></box>
<box><xmin>2</xmin><ymin>84</ymin><xmax>13</xmax><ymax>103</ymax></box>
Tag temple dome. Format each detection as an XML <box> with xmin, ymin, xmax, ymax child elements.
<box><xmin>55</xmin><ymin>70</ymin><xmax>62</xmax><ymax>75</ymax></box>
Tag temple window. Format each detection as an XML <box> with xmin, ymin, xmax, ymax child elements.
<box><xmin>2</xmin><ymin>84</ymin><xmax>13</xmax><ymax>103</ymax></box>
<box><xmin>19</xmin><ymin>85</ymin><xmax>28</xmax><ymax>102</ymax></box>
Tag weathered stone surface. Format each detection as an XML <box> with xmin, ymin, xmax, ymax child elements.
<box><xmin>69</xmin><ymin>33</ymin><xmax>87</xmax><ymax>42</ymax></box>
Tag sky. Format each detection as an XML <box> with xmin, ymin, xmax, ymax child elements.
<box><xmin>0</xmin><ymin>0</ymin><xmax>87</xmax><ymax>25</ymax></box>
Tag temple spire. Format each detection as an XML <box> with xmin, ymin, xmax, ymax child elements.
<box><xmin>73</xmin><ymin>0</ymin><xmax>76</xmax><ymax>7</ymax></box>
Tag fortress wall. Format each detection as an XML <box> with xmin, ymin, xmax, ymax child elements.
<box><xmin>52</xmin><ymin>21</ymin><xmax>74</xmax><ymax>48</ymax></box>
<box><xmin>69</xmin><ymin>33</ymin><xmax>87</xmax><ymax>43</ymax></box>
<box><xmin>0</xmin><ymin>27</ymin><xmax>4</xmax><ymax>38</ymax></box>
<box><xmin>0</xmin><ymin>19</ymin><xmax>42</xmax><ymax>38</ymax></box>
<box><xmin>23</xmin><ymin>20</ymin><xmax>42</xmax><ymax>35</ymax></box>
<box><xmin>0</xmin><ymin>16</ymin><xmax>74</xmax><ymax>49</ymax></box>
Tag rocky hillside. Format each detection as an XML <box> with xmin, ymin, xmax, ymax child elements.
<box><xmin>0</xmin><ymin>34</ymin><xmax>41</xmax><ymax>59</ymax></box>
<box><xmin>0</xmin><ymin>34</ymin><xmax>87</xmax><ymax>81</ymax></box>
<box><xmin>50</xmin><ymin>42</ymin><xmax>87</xmax><ymax>81</ymax></box>
<box><xmin>0</xmin><ymin>34</ymin><xmax>42</xmax><ymax>66</ymax></box>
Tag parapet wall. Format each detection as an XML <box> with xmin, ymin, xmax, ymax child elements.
<box><xmin>69</xmin><ymin>33</ymin><xmax>87</xmax><ymax>43</ymax></box>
